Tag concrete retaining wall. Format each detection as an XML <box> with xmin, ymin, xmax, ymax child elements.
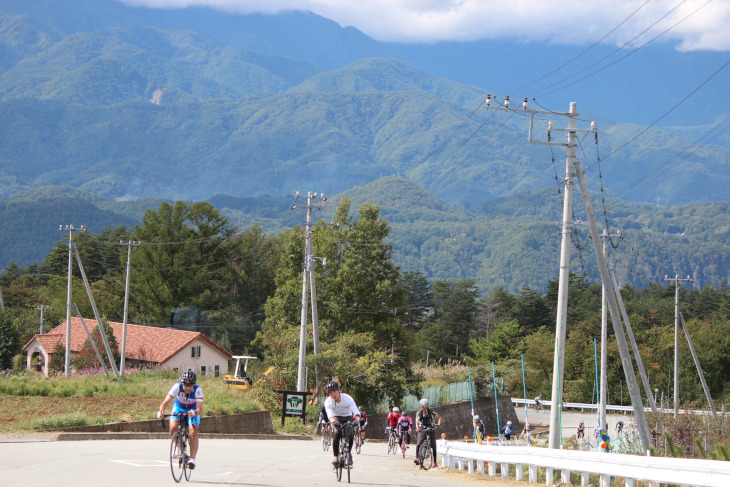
<box><xmin>366</xmin><ymin>397</ymin><xmax>520</xmax><ymax>441</ymax></box>
<box><xmin>64</xmin><ymin>410</ymin><xmax>274</xmax><ymax>434</ymax></box>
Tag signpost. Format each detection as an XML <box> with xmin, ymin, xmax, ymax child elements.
<box><xmin>278</xmin><ymin>390</ymin><xmax>312</xmax><ymax>426</ymax></box>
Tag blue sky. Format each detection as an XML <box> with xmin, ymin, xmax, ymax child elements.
<box><xmin>121</xmin><ymin>0</ymin><xmax>730</xmax><ymax>50</ymax></box>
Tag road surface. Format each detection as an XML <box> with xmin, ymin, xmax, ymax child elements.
<box><xmin>1</xmin><ymin>436</ymin><xmax>509</xmax><ymax>487</ymax></box>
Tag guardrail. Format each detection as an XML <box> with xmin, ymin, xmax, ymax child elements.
<box><xmin>511</xmin><ymin>398</ymin><xmax>721</xmax><ymax>416</ymax></box>
<box><xmin>438</xmin><ymin>439</ymin><xmax>730</xmax><ymax>487</ymax></box>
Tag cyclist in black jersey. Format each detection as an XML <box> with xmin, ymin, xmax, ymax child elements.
<box><xmin>413</xmin><ymin>398</ymin><xmax>441</xmax><ymax>468</ymax></box>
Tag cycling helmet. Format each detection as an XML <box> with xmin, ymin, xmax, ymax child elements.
<box><xmin>392</xmin><ymin>407</ymin><xmax>400</xmax><ymax>413</ymax></box>
<box><xmin>507</xmin><ymin>421</ymin><xmax>512</xmax><ymax>425</ymax></box>
<box><xmin>474</xmin><ymin>415</ymin><xmax>480</xmax><ymax>420</ymax></box>
<box><xmin>419</xmin><ymin>398</ymin><xmax>429</xmax><ymax>407</ymax></box>
<box><xmin>325</xmin><ymin>380</ymin><xmax>340</xmax><ymax>393</ymax></box>
<box><xmin>181</xmin><ymin>370</ymin><xmax>197</xmax><ymax>384</ymax></box>
<box><xmin>358</xmin><ymin>406</ymin><xmax>365</xmax><ymax>411</ymax></box>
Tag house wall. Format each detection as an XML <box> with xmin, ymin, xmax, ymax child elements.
<box><xmin>162</xmin><ymin>338</ymin><xmax>230</xmax><ymax>377</ymax></box>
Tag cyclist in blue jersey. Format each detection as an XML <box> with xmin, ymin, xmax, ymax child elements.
<box><xmin>158</xmin><ymin>370</ymin><xmax>203</xmax><ymax>470</ymax></box>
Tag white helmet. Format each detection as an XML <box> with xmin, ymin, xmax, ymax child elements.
<box><xmin>474</xmin><ymin>415</ymin><xmax>479</xmax><ymax>420</ymax></box>
<box><xmin>507</xmin><ymin>421</ymin><xmax>512</xmax><ymax>425</ymax></box>
<box><xmin>419</xmin><ymin>398</ymin><xmax>429</xmax><ymax>407</ymax></box>
<box><xmin>392</xmin><ymin>407</ymin><xmax>400</xmax><ymax>413</ymax></box>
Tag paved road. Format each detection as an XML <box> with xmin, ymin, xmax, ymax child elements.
<box><xmin>0</xmin><ymin>437</ymin><xmax>504</xmax><ymax>487</ymax></box>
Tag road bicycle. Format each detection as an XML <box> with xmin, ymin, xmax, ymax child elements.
<box><xmin>400</xmin><ymin>429</ymin><xmax>410</xmax><ymax>458</ymax></box>
<box><xmin>535</xmin><ymin>402</ymin><xmax>544</xmax><ymax>412</ymax></box>
<box><xmin>354</xmin><ymin>424</ymin><xmax>362</xmax><ymax>454</ymax></box>
<box><xmin>160</xmin><ymin>412</ymin><xmax>193</xmax><ymax>483</ymax></box>
<box><xmin>333</xmin><ymin>420</ymin><xmax>355</xmax><ymax>483</ymax></box>
<box><xmin>386</xmin><ymin>426</ymin><xmax>399</xmax><ymax>455</ymax></box>
<box><xmin>320</xmin><ymin>421</ymin><xmax>331</xmax><ymax>451</ymax></box>
<box><xmin>417</xmin><ymin>425</ymin><xmax>437</xmax><ymax>470</ymax></box>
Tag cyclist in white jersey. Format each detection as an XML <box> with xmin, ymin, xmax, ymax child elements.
<box><xmin>324</xmin><ymin>381</ymin><xmax>361</xmax><ymax>470</ymax></box>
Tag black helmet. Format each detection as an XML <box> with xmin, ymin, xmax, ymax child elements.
<box><xmin>325</xmin><ymin>380</ymin><xmax>340</xmax><ymax>393</ymax></box>
<box><xmin>181</xmin><ymin>370</ymin><xmax>197</xmax><ymax>384</ymax></box>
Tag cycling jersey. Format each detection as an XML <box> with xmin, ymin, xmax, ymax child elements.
<box><xmin>416</xmin><ymin>408</ymin><xmax>439</xmax><ymax>428</ymax></box>
<box><xmin>168</xmin><ymin>382</ymin><xmax>203</xmax><ymax>411</ymax></box>
<box><xmin>396</xmin><ymin>415</ymin><xmax>412</xmax><ymax>431</ymax></box>
<box><xmin>387</xmin><ymin>411</ymin><xmax>401</xmax><ymax>426</ymax></box>
<box><xmin>324</xmin><ymin>392</ymin><xmax>359</xmax><ymax>420</ymax></box>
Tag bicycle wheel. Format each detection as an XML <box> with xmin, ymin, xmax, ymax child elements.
<box><xmin>401</xmin><ymin>436</ymin><xmax>407</xmax><ymax>458</ymax></box>
<box><xmin>355</xmin><ymin>432</ymin><xmax>362</xmax><ymax>454</ymax></box>
<box><xmin>418</xmin><ymin>443</ymin><xmax>432</xmax><ymax>470</ymax></box>
<box><xmin>388</xmin><ymin>433</ymin><xmax>395</xmax><ymax>454</ymax></box>
<box><xmin>345</xmin><ymin>450</ymin><xmax>352</xmax><ymax>483</ymax></box>
<box><xmin>170</xmin><ymin>432</ymin><xmax>185</xmax><ymax>483</ymax></box>
<box><xmin>322</xmin><ymin>426</ymin><xmax>330</xmax><ymax>451</ymax></box>
<box><xmin>335</xmin><ymin>456</ymin><xmax>343</xmax><ymax>482</ymax></box>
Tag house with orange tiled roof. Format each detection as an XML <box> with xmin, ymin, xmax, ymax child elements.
<box><xmin>22</xmin><ymin>317</ymin><xmax>232</xmax><ymax>377</ymax></box>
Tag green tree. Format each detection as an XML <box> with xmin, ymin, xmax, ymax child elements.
<box><xmin>255</xmin><ymin>197</ymin><xmax>421</xmax><ymax>407</ymax></box>
<box><xmin>399</xmin><ymin>270</ymin><xmax>432</xmax><ymax>332</ymax></box>
<box><xmin>0</xmin><ymin>311</ymin><xmax>20</xmax><ymax>370</ymax></box>
<box><xmin>130</xmin><ymin>201</ymin><xmax>236</xmax><ymax>324</ymax></box>
<box><xmin>464</xmin><ymin>319</ymin><xmax>523</xmax><ymax>366</ymax></box>
<box><xmin>48</xmin><ymin>341</ymin><xmax>66</xmax><ymax>375</ymax></box>
<box><xmin>430</xmin><ymin>279</ymin><xmax>479</xmax><ymax>359</ymax></box>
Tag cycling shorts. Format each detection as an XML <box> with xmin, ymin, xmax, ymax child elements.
<box><xmin>172</xmin><ymin>404</ymin><xmax>201</xmax><ymax>427</ymax></box>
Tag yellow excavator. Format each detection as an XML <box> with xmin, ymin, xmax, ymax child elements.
<box><xmin>224</xmin><ymin>355</ymin><xmax>257</xmax><ymax>390</ymax></box>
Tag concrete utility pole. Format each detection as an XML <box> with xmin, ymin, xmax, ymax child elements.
<box><xmin>59</xmin><ymin>224</ymin><xmax>87</xmax><ymax>377</ymax></box>
<box><xmin>664</xmin><ymin>274</ymin><xmax>693</xmax><ymax>418</ymax></box>
<box><xmin>35</xmin><ymin>305</ymin><xmax>52</xmax><ymax>334</ymax></box>
<box><xmin>599</xmin><ymin>230</ymin><xmax>609</xmax><ymax>432</ymax></box>
<box><xmin>119</xmin><ymin>240</ymin><xmax>140</xmax><ymax>375</ymax></box>
<box><xmin>485</xmin><ymin>97</ymin><xmax>592</xmax><ymax>449</ymax></box>
<box><xmin>292</xmin><ymin>191</ymin><xmax>327</xmax><ymax>393</ymax></box>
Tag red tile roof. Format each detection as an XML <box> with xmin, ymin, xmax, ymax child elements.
<box><xmin>22</xmin><ymin>317</ymin><xmax>232</xmax><ymax>364</ymax></box>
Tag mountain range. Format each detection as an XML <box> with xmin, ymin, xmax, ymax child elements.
<box><xmin>0</xmin><ymin>0</ymin><xmax>728</xmax><ymax>291</ymax></box>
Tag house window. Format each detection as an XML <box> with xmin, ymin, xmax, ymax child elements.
<box><xmin>214</xmin><ymin>365</ymin><xmax>220</xmax><ymax>377</ymax></box>
<box><xmin>191</xmin><ymin>346</ymin><xmax>201</xmax><ymax>358</ymax></box>
<box><xmin>200</xmin><ymin>366</ymin><xmax>207</xmax><ymax>376</ymax></box>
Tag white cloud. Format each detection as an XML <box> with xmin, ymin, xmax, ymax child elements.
<box><xmin>121</xmin><ymin>0</ymin><xmax>730</xmax><ymax>51</ymax></box>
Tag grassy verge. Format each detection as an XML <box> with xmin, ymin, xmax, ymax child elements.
<box><xmin>0</xmin><ymin>370</ymin><xmax>263</xmax><ymax>433</ymax></box>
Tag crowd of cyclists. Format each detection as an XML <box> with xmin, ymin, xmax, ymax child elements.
<box><xmin>317</xmin><ymin>381</ymin><xmax>444</xmax><ymax>471</ymax></box>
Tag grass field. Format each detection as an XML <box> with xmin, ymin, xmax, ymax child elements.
<box><xmin>0</xmin><ymin>370</ymin><xmax>262</xmax><ymax>433</ymax></box>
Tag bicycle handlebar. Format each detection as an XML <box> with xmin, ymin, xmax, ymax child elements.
<box><xmin>158</xmin><ymin>412</ymin><xmax>188</xmax><ymax>430</ymax></box>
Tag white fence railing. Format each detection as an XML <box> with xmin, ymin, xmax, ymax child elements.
<box><xmin>511</xmin><ymin>398</ymin><xmax>721</xmax><ymax>416</ymax></box>
<box><xmin>438</xmin><ymin>440</ymin><xmax>730</xmax><ymax>487</ymax></box>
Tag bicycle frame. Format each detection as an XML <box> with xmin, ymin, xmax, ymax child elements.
<box><xmin>162</xmin><ymin>412</ymin><xmax>192</xmax><ymax>483</ymax></box>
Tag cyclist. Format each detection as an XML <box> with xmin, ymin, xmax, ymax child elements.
<box><xmin>396</xmin><ymin>410</ymin><xmax>413</xmax><ymax>448</ymax></box>
<box><xmin>324</xmin><ymin>380</ymin><xmax>360</xmax><ymax>471</ymax></box>
<box><xmin>577</xmin><ymin>420</ymin><xmax>585</xmax><ymax>439</ymax></box>
<box><xmin>318</xmin><ymin>405</ymin><xmax>331</xmax><ymax>442</ymax></box>
<box><xmin>501</xmin><ymin>420</ymin><xmax>513</xmax><ymax>440</ymax></box>
<box><xmin>534</xmin><ymin>394</ymin><xmax>543</xmax><ymax>411</ymax></box>
<box><xmin>473</xmin><ymin>414</ymin><xmax>486</xmax><ymax>440</ymax></box>
<box><xmin>158</xmin><ymin>370</ymin><xmax>203</xmax><ymax>470</ymax></box>
<box><xmin>413</xmin><ymin>398</ymin><xmax>441</xmax><ymax>469</ymax></box>
<box><xmin>616</xmin><ymin>419</ymin><xmax>624</xmax><ymax>436</ymax></box>
<box><xmin>357</xmin><ymin>405</ymin><xmax>368</xmax><ymax>443</ymax></box>
<box><xmin>386</xmin><ymin>406</ymin><xmax>401</xmax><ymax>441</ymax></box>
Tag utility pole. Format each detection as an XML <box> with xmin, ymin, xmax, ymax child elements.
<box><xmin>35</xmin><ymin>305</ymin><xmax>52</xmax><ymax>334</ymax></box>
<box><xmin>485</xmin><ymin>97</ymin><xmax>592</xmax><ymax>449</ymax></box>
<box><xmin>664</xmin><ymin>274</ymin><xmax>693</xmax><ymax>418</ymax></box>
<box><xmin>485</xmin><ymin>96</ymin><xmax>651</xmax><ymax>452</ymax></box>
<box><xmin>292</xmin><ymin>191</ymin><xmax>327</xmax><ymax>393</ymax></box>
<box><xmin>119</xmin><ymin>240</ymin><xmax>140</xmax><ymax>375</ymax></box>
<box><xmin>599</xmin><ymin>230</ymin><xmax>609</xmax><ymax>434</ymax></box>
<box><xmin>59</xmin><ymin>224</ymin><xmax>87</xmax><ymax>377</ymax></box>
